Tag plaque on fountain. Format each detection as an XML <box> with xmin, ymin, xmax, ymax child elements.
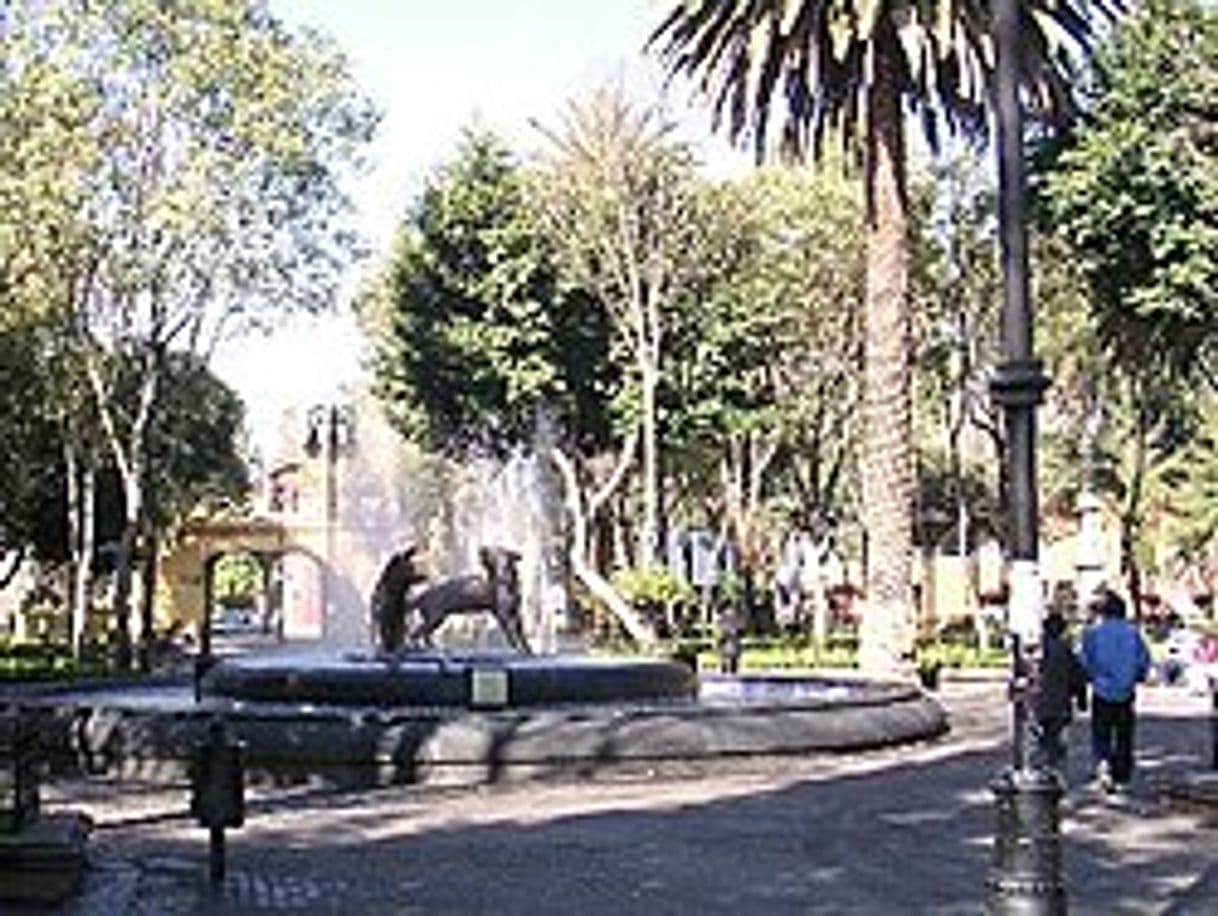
<box><xmin>469</xmin><ymin>668</ymin><xmax>509</xmax><ymax>709</ymax></box>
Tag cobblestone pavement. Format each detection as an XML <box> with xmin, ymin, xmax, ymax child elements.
<box><xmin>15</xmin><ymin>681</ymin><xmax>1218</xmax><ymax>915</ymax></box>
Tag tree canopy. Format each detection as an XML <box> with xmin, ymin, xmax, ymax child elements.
<box><xmin>368</xmin><ymin>129</ymin><xmax>615</xmax><ymax>457</ymax></box>
<box><xmin>1037</xmin><ymin>0</ymin><xmax>1218</xmax><ymax>380</ymax></box>
<box><xmin>1</xmin><ymin>0</ymin><xmax>374</xmax><ymax>660</ymax></box>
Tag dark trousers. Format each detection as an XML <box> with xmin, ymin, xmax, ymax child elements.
<box><xmin>1035</xmin><ymin>715</ymin><xmax>1071</xmax><ymax>771</ymax></box>
<box><xmin>1091</xmin><ymin>695</ymin><xmax>1136</xmax><ymax>784</ymax></box>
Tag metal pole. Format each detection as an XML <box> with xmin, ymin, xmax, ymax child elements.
<box><xmin>987</xmin><ymin>0</ymin><xmax>1063</xmax><ymax>912</ymax></box>
<box><xmin>1210</xmin><ymin>682</ymin><xmax>1217</xmax><ymax>770</ymax></box>
<box><xmin>324</xmin><ymin>407</ymin><xmax>336</xmax><ymax>638</ymax></box>
<box><xmin>196</xmin><ymin>554</ymin><xmax>217</xmax><ymax>703</ymax></box>
<box><xmin>208</xmin><ymin>825</ymin><xmax>226</xmax><ymax>886</ymax></box>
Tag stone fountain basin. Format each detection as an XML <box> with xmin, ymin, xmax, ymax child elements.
<box><xmin>198</xmin><ymin>649</ymin><xmax>698</xmax><ymax>708</ymax></box>
<box><xmin>14</xmin><ymin>655</ymin><xmax>948</xmax><ymax>788</ymax></box>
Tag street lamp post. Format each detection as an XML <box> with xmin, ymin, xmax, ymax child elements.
<box><xmin>305</xmin><ymin>403</ymin><xmax>355</xmax><ymax>640</ymax></box>
<box><xmin>986</xmin><ymin>0</ymin><xmax>1064</xmax><ymax>913</ymax></box>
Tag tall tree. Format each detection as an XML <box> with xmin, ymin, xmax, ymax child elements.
<box><xmin>1</xmin><ymin>0</ymin><xmax>375</xmax><ymax>666</ymax></box>
<box><xmin>533</xmin><ymin>87</ymin><xmax>706</xmax><ymax>568</ymax></box>
<box><xmin>366</xmin><ymin>129</ymin><xmax>656</xmax><ymax>642</ymax></box>
<box><xmin>649</xmin><ymin>0</ymin><xmax>1115</xmax><ymax>670</ymax></box>
<box><xmin>667</xmin><ymin>165</ymin><xmax>865</xmax><ymax>591</ymax></box>
<box><xmin>369</xmin><ymin>130</ymin><xmax>613</xmax><ymax>457</ymax></box>
<box><xmin>910</xmin><ymin>156</ymin><xmax>1003</xmax><ymax>554</ymax></box>
<box><xmin>1036</xmin><ymin>0</ymin><xmax>1218</xmax><ymax>614</ymax></box>
<box><xmin>1037</xmin><ymin>0</ymin><xmax>1218</xmax><ymax>380</ymax></box>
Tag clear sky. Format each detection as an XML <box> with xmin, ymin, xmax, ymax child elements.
<box><xmin>212</xmin><ymin>1</ymin><xmax>747</xmax><ymax>456</ymax></box>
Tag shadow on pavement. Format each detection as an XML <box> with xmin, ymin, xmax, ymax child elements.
<box><xmin>38</xmin><ymin>701</ymin><xmax>1215</xmax><ymax>915</ymax></box>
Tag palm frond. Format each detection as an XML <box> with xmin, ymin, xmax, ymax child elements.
<box><xmin>648</xmin><ymin>0</ymin><xmax>1122</xmax><ymax>163</ymax></box>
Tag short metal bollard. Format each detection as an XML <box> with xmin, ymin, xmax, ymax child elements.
<box><xmin>190</xmin><ymin>719</ymin><xmax>245</xmax><ymax>886</ymax></box>
<box><xmin>0</xmin><ymin>709</ymin><xmax>39</xmax><ymax>833</ymax></box>
<box><xmin>987</xmin><ymin>767</ymin><xmax>1066</xmax><ymax>915</ymax></box>
<box><xmin>193</xmin><ymin>654</ymin><xmax>220</xmax><ymax>703</ymax></box>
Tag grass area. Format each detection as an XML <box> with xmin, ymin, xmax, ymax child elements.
<box><xmin>0</xmin><ymin>640</ymin><xmax>113</xmax><ymax>681</ymax></box>
<box><xmin>592</xmin><ymin>633</ymin><xmax>1009</xmax><ymax>673</ymax></box>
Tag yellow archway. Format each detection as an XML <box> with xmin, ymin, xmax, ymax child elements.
<box><xmin>158</xmin><ymin>515</ymin><xmax>322</xmax><ymax>643</ymax></box>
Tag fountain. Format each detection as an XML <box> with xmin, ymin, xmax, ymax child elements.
<box><xmin>14</xmin><ymin>401</ymin><xmax>947</xmax><ymax>787</ymax></box>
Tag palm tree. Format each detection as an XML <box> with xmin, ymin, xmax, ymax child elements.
<box><xmin>649</xmin><ymin>0</ymin><xmax>1117</xmax><ymax>671</ymax></box>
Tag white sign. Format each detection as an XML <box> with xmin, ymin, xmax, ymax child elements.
<box><xmin>1008</xmin><ymin>559</ymin><xmax>1042</xmax><ymax>646</ymax></box>
<box><xmin>469</xmin><ymin>668</ymin><xmax>509</xmax><ymax>708</ymax></box>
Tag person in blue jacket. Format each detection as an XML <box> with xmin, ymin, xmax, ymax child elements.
<box><xmin>1079</xmin><ymin>589</ymin><xmax>1151</xmax><ymax>792</ymax></box>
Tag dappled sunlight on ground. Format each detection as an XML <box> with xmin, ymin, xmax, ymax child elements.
<box><xmin>32</xmin><ymin>681</ymin><xmax>1217</xmax><ymax>914</ymax></box>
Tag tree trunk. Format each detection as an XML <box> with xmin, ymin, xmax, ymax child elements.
<box><xmin>65</xmin><ymin>433</ymin><xmax>96</xmax><ymax>664</ymax></box>
<box><xmin>94</xmin><ymin>349</ymin><xmax>159</xmax><ymax>671</ymax></box>
<box><xmin>1123</xmin><ymin>398</ymin><xmax>1149</xmax><ymax>622</ymax></box>
<box><xmin>0</xmin><ymin>548</ymin><xmax>24</xmax><ymax>591</ymax></box>
<box><xmin>111</xmin><ymin>486</ymin><xmax>139</xmax><ymax>670</ymax></box>
<box><xmin>952</xmin><ymin>312</ymin><xmax>970</xmax><ymax>557</ymax></box>
<box><xmin>639</xmin><ymin>360</ymin><xmax>660</xmax><ymax>566</ymax></box>
<box><xmin>138</xmin><ymin>489</ymin><xmax>158</xmax><ymax>673</ymax></box>
<box><xmin>857</xmin><ymin>30</ymin><xmax>914</xmax><ymax>674</ymax></box>
<box><xmin>549</xmin><ymin>447</ymin><xmax>657</xmax><ymax>644</ymax></box>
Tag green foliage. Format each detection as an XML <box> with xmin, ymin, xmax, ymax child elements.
<box><xmin>146</xmin><ymin>353</ymin><xmax>250</xmax><ymax>524</ymax></box>
<box><xmin>369</xmin><ymin>129</ymin><xmax>614</xmax><ymax>455</ymax></box>
<box><xmin>666</xmin><ymin>165</ymin><xmax>865</xmax><ymax>529</ymax></box>
<box><xmin>594</xmin><ymin>632</ymin><xmax>861</xmax><ymax>670</ymax></box>
<box><xmin>720</xmin><ymin>640</ymin><xmax>858</xmax><ymax>672</ymax></box>
<box><xmin>914</xmin><ymin>639</ymin><xmax>1006</xmax><ymax>671</ymax></box>
<box><xmin>0</xmin><ymin>319</ymin><xmax>66</xmax><ymax>560</ymax></box>
<box><xmin>908</xmin><ymin>157</ymin><xmax>1004</xmax><ymax>552</ymax></box>
<box><xmin>533</xmin><ymin>87</ymin><xmax>709</xmax><ymax>562</ymax></box>
<box><xmin>649</xmin><ymin>0</ymin><xmax>1110</xmax><ymax>161</ymax></box>
<box><xmin>0</xmin><ymin>343</ymin><xmax>247</xmax><ymax>565</ymax></box>
<box><xmin>1036</xmin><ymin>0</ymin><xmax>1218</xmax><ymax>379</ymax></box>
<box><xmin>649</xmin><ymin>0</ymin><xmax>1115</xmax><ymax>667</ymax></box>
<box><xmin>1152</xmin><ymin>398</ymin><xmax>1218</xmax><ymax>565</ymax></box>
<box><xmin>910</xmin><ymin>157</ymin><xmax>1001</xmax><ymax>435</ymax></box>
<box><xmin>0</xmin><ymin>637</ymin><xmax>111</xmax><ymax>681</ymax></box>
<box><xmin>610</xmin><ymin>565</ymin><xmax>696</xmax><ymax>611</ymax></box>
<box><xmin>1</xmin><ymin>0</ymin><xmax>377</xmax><ymax>334</ymax></box>
<box><xmin>1035</xmin><ymin>230</ymin><xmax>1104</xmax><ymax>514</ymax></box>
<box><xmin>533</xmin><ymin>89</ymin><xmax>706</xmax><ymax>335</ymax></box>
<box><xmin>211</xmin><ymin>552</ymin><xmax>262</xmax><ymax>609</ymax></box>
<box><xmin>916</xmin><ymin>448</ymin><xmax>1001</xmax><ymax>551</ymax></box>
<box><xmin>1</xmin><ymin>1</ymin><xmax>372</xmax><ymax>647</ymax></box>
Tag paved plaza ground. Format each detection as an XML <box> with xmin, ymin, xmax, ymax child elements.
<box><xmin>17</xmin><ymin>680</ymin><xmax>1218</xmax><ymax>915</ymax></box>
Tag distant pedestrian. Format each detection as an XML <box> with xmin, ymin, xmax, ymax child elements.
<box><xmin>773</xmin><ymin>533</ymin><xmax>801</xmax><ymax>631</ymax></box>
<box><xmin>718</xmin><ymin>606</ymin><xmax>742</xmax><ymax>674</ymax></box>
<box><xmin>1034</xmin><ymin>612</ymin><xmax>1088</xmax><ymax>771</ymax></box>
<box><xmin>1079</xmin><ymin>590</ymin><xmax>1151</xmax><ymax>792</ymax></box>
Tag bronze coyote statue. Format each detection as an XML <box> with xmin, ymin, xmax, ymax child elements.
<box><xmin>370</xmin><ymin>545</ymin><xmax>530</xmax><ymax>655</ymax></box>
<box><xmin>369</xmin><ymin>544</ymin><xmax>428</xmax><ymax>652</ymax></box>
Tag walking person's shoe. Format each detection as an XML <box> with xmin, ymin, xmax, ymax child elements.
<box><xmin>1094</xmin><ymin>759</ymin><xmax>1114</xmax><ymax>794</ymax></box>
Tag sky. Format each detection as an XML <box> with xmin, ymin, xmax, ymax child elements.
<box><xmin>211</xmin><ymin>1</ymin><xmax>748</xmax><ymax>456</ymax></box>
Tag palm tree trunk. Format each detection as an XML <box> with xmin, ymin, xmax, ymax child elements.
<box><xmin>858</xmin><ymin>30</ymin><xmax>915</xmax><ymax>674</ymax></box>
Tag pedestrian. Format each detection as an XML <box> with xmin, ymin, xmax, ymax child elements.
<box><xmin>1078</xmin><ymin>589</ymin><xmax>1151</xmax><ymax>793</ymax></box>
<box><xmin>773</xmin><ymin>532</ymin><xmax>801</xmax><ymax>632</ymax></box>
<box><xmin>1034</xmin><ymin>611</ymin><xmax>1088</xmax><ymax>771</ymax></box>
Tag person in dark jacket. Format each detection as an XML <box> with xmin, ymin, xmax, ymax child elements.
<box><xmin>1079</xmin><ymin>589</ymin><xmax>1151</xmax><ymax>792</ymax></box>
<box><xmin>1034</xmin><ymin>611</ymin><xmax>1089</xmax><ymax>770</ymax></box>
